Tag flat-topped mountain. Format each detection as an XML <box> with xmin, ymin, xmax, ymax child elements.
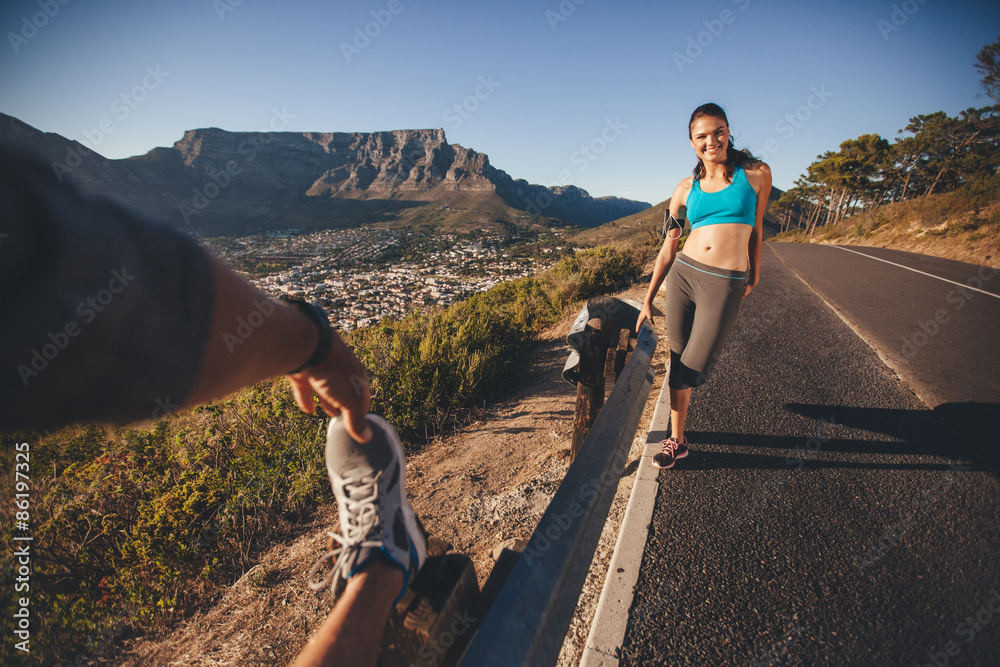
<box><xmin>0</xmin><ymin>113</ymin><xmax>650</xmax><ymax>235</ymax></box>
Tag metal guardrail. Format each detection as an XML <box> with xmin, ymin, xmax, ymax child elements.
<box><xmin>457</xmin><ymin>319</ymin><xmax>657</xmax><ymax>667</ymax></box>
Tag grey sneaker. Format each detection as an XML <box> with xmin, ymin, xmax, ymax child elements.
<box><xmin>307</xmin><ymin>414</ymin><xmax>427</xmax><ymax>603</ymax></box>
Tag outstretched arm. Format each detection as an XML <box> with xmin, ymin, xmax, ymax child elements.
<box><xmin>0</xmin><ymin>149</ymin><xmax>370</xmax><ymax>441</ymax></box>
<box><xmin>744</xmin><ymin>162</ymin><xmax>772</xmax><ymax>296</ymax></box>
<box><xmin>636</xmin><ymin>180</ymin><xmax>689</xmax><ymax>330</ymax></box>
<box><xmin>185</xmin><ymin>256</ymin><xmax>372</xmax><ymax>443</ymax></box>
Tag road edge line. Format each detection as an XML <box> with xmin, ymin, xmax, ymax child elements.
<box><xmin>767</xmin><ymin>243</ymin><xmax>935</xmax><ymax>407</ymax></box>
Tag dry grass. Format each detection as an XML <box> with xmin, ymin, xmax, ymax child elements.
<box><xmin>117</xmin><ymin>506</ymin><xmax>339</xmax><ymax>666</ymax></box>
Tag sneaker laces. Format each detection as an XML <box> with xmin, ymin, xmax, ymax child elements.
<box><xmin>660</xmin><ymin>438</ymin><xmax>683</xmax><ymax>455</ymax></box>
<box><xmin>307</xmin><ymin>468</ymin><xmax>384</xmax><ymax>593</ymax></box>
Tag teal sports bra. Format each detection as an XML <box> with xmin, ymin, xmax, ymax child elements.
<box><xmin>686</xmin><ymin>165</ymin><xmax>757</xmax><ymax>230</ymax></box>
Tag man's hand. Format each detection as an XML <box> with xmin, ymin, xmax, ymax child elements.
<box><xmin>288</xmin><ymin>331</ymin><xmax>373</xmax><ymax>443</ymax></box>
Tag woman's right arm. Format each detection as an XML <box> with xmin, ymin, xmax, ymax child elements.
<box><xmin>637</xmin><ymin>179</ymin><xmax>690</xmax><ymax>330</ymax></box>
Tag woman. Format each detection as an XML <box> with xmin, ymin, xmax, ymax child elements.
<box><xmin>636</xmin><ymin>103</ymin><xmax>772</xmax><ymax>469</ymax></box>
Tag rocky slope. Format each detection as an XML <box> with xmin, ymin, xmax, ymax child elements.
<box><xmin>0</xmin><ymin>113</ymin><xmax>650</xmax><ymax>234</ymax></box>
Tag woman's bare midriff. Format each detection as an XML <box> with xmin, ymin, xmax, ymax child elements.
<box><xmin>682</xmin><ymin>224</ymin><xmax>754</xmax><ymax>271</ymax></box>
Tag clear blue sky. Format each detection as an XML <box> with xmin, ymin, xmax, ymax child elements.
<box><xmin>1</xmin><ymin>0</ymin><xmax>997</xmax><ymax>206</ymax></box>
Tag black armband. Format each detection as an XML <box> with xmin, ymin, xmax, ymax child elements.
<box><xmin>663</xmin><ymin>211</ymin><xmax>685</xmax><ymax>238</ymax></box>
<box><xmin>281</xmin><ymin>297</ymin><xmax>333</xmax><ymax>374</ymax></box>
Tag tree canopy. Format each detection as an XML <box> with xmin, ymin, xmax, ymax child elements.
<box><xmin>773</xmin><ymin>38</ymin><xmax>1000</xmax><ymax>235</ymax></box>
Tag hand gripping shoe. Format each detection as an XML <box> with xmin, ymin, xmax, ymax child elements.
<box><xmin>307</xmin><ymin>414</ymin><xmax>427</xmax><ymax>603</ymax></box>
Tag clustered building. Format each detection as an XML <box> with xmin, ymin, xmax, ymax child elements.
<box><xmin>215</xmin><ymin>228</ymin><xmax>549</xmax><ymax>331</ymax></box>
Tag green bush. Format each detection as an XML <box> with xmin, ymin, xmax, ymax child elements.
<box><xmin>1</xmin><ymin>384</ymin><xmax>330</xmax><ymax>665</ymax></box>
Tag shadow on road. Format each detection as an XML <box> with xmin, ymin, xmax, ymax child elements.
<box><xmin>651</xmin><ymin>402</ymin><xmax>993</xmax><ymax>474</ymax></box>
<box><xmin>932</xmin><ymin>401</ymin><xmax>1000</xmax><ymax>476</ymax></box>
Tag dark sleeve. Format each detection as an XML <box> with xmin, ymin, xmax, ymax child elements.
<box><xmin>0</xmin><ymin>146</ymin><xmax>215</xmax><ymax>430</ymax></box>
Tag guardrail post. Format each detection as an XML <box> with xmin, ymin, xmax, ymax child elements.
<box><xmin>458</xmin><ymin>320</ymin><xmax>657</xmax><ymax>667</ymax></box>
<box><xmin>571</xmin><ymin>318</ymin><xmax>608</xmax><ymax>459</ymax></box>
<box><xmin>565</xmin><ymin>298</ymin><xmax>641</xmax><ymax>460</ymax></box>
<box><xmin>378</xmin><ymin>537</ymin><xmax>479</xmax><ymax>666</ymax></box>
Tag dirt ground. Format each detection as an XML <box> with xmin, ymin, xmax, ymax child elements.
<box><xmin>114</xmin><ymin>279</ymin><xmax>671</xmax><ymax>666</ymax></box>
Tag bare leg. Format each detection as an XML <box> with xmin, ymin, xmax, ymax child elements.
<box><xmin>669</xmin><ymin>387</ymin><xmax>691</xmax><ymax>441</ymax></box>
<box><xmin>292</xmin><ymin>558</ymin><xmax>403</xmax><ymax>667</ymax></box>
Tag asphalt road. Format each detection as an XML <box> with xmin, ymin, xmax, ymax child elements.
<box><xmin>620</xmin><ymin>244</ymin><xmax>1000</xmax><ymax>666</ymax></box>
<box><xmin>770</xmin><ymin>243</ymin><xmax>1000</xmax><ymax>474</ymax></box>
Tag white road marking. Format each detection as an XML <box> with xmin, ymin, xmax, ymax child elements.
<box><xmin>833</xmin><ymin>246</ymin><xmax>1000</xmax><ymax>300</ymax></box>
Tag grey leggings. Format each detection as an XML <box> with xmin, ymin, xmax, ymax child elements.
<box><xmin>664</xmin><ymin>252</ymin><xmax>747</xmax><ymax>390</ymax></box>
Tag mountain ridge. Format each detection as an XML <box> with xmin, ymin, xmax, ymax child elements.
<box><xmin>0</xmin><ymin>113</ymin><xmax>650</xmax><ymax>235</ymax></box>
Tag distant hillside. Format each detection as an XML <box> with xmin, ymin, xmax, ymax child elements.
<box><xmin>0</xmin><ymin>113</ymin><xmax>650</xmax><ymax>235</ymax></box>
<box><xmin>569</xmin><ymin>184</ymin><xmax>784</xmax><ymax>249</ymax></box>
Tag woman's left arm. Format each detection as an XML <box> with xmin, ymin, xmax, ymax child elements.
<box><xmin>745</xmin><ymin>162</ymin><xmax>772</xmax><ymax>296</ymax></box>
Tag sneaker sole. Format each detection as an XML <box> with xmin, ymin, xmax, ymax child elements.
<box><xmin>364</xmin><ymin>414</ymin><xmax>428</xmax><ymax>576</ymax></box>
<box><xmin>651</xmin><ymin>456</ymin><xmax>675</xmax><ymax>469</ymax></box>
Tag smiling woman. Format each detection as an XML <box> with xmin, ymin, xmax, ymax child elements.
<box><xmin>637</xmin><ymin>102</ymin><xmax>772</xmax><ymax>470</ymax></box>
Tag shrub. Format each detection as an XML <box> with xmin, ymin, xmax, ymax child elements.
<box><xmin>770</xmin><ymin>229</ymin><xmax>807</xmax><ymax>242</ymax></box>
<box><xmin>1</xmin><ymin>384</ymin><xmax>330</xmax><ymax>665</ymax></box>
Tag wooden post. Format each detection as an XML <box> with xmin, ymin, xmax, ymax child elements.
<box><xmin>612</xmin><ymin>328</ymin><xmax>633</xmax><ymax>382</ymax></box>
<box><xmin>378</xmin><ymin>537</ymin><xmax>480</xmax><ymax>666</ymax></box>
<box><xmin>571</xmin><ymin>319</ymin><xmax>609</xmax><ymax>459</ymax></box>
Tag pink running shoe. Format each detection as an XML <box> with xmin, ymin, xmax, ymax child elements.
<box><xmin>652</xmin><ymin>437</ymin><xmax>689</xmax><ymax>469</ymax></box>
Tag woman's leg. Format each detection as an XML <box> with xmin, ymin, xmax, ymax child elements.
<box><xmin>675</xmin><ymin>257</ymin><xmax>746</xmax><ymax>389</ymax></box>
<box><xmin>669</xmin><ymin>386</ymin><xmax>691</xmax><ymax>441</ymax></box>
<box><xmin>657</xmin><ymin>265</ymin><xmax>695</xmax><ymax>468</ymax></box>
<box><xmin>662</xmin><ymin>255</ymin><xmax>745</xmax><ymax>456</ymax></box>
